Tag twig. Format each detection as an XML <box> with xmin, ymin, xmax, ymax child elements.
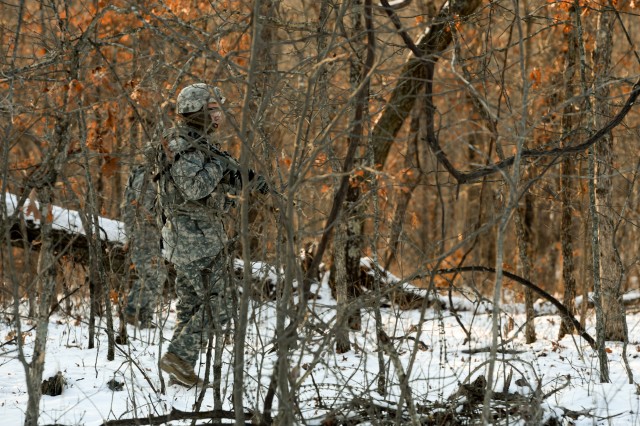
<box><xmin>101</xmin><ymin>408</ymin><xmax>255</xmax><ymax>426</ymax></box>
<box><xmin>461</xmin><ymin>347</ymin><xmax>526</xmax><ymax>355</ymax></box>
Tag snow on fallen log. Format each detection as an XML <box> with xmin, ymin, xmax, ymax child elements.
<box><xmin>5</xmin><ymin>192</ymin><xmax>126</xmax><ymax>244</ymax></box>
<box><xmin>4</xmin><ymin>192</ymin><xmax>127</xmax><ymax>268</ymax></box>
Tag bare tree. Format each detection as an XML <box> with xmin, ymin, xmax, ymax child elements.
<box><xmin>20</xmin><ymin>112</ymin><xmax>72</xmax><ymax>426</ymax></box>
<box><xmin>558</xmin><ymin>9</ymin><xmax>580</xmax><ymax>339</ymax></box>
<box><xmin>592</xmin><ymin>4</ymin><xmax>627</xmax><ymax>342</ymax></box>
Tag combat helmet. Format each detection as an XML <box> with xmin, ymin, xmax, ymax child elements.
<box><xmin>176</xmin><ymin>83</ymin><xmax>226</xmax><ymax>115</ymax></box>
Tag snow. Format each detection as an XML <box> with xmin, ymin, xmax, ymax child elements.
<box><xmin>3</xmin><ymin>194</ymin><xmax>640</xmax><ymax>425</ymax></box>
<box><xmin>1</xmin><ymin>284</ymin><xmax>640</xmax><ymax>425</ymax></box>
<box><xmin>5</xmin><ymin>192</ymin><xmax>126</xmax><ymax>244</ymax></box>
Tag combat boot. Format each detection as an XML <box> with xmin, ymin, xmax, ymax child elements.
<box><xmin>159</xmin><ymin>352</ymin><xmax>204</xmax><ymax>388</ymax></box>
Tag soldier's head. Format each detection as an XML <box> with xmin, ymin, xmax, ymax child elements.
<box><xmin>176</xmin><ymin>83</ymin><xmax>226</xmax><ymax>132</ymax></box>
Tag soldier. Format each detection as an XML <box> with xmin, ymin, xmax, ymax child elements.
<box><xmin>157</xmin><ymin>83</ymin><xmax>267</xmax><ymax>387</ymax></box>
<box><xmin>121</xmin><ymin>163</ymin><xmax>167</xmax><ymax>328</ymax></box>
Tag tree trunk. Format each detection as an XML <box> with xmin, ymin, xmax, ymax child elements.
<box><xmin>313</xmin><ymin>0</ymin><xmax>356</xmax><ymax>355</ymax></box>
<box><xmin>237</xmin><ymin>1</ymin><xmax>283</xmax><ymax>422</ymax></box>
<box><xmin>344</xmin><ymin>189</ymin><xmax>364</xmax><ymax>332</ymax></box>
<box><xmin>371</xmin><ymin>0</ymin><xmax>483</xmax><ymax>168</ymax></box>
<box><xmin>334</xmin><ymin>0</ymin><xmax>372</xmax><ymax>352</ymax></box>
<box><xmin>18</xmin><ymin>60</ymin><xmax>73</xmax><ymax>421</ymax></box>
<box><xmin>592</xmin><ymin>5</ymin><xmax>626</xmax><ymax>342</ymax></box>
<box><xmin>384</xmin><ymin>95</ymin><xmax>423</xmax><ymax>270</ymax></box>
<box><xmin>579</xmin><ymin>196</ymin><xmax>592</xmax><ymax>329</ymax></box>
<box><xmin>248</xmin><ymin>0</ymin><xmax>280</xmax><ymax>259</ymax></box>
<box><xmin>334</xmin><ymin>221</ymin><xmax>352</xmax><ymax>353</ymax></box>
<box><xmin>559</xmin><ymin>15</ymin><xmax>579</xmax><ymax>339</ymax></box>
<box><xmin>515</xmin><ymin>193</ymin><xmax>536</xmax><ymax>343</ymax></box>
<box><xmin>23</xmin><ymin>187</ymin><xmax>58</xmax><ymax>426</ymax></box>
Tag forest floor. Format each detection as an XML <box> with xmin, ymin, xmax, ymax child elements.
<box><xmin>1</xmin><ymin>272</ymin><xmax>640</xmax><ymax>425</ymax></box>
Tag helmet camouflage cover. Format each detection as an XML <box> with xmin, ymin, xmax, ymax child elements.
<box><xmin>176</xmin><ymin>83</ymin><xmax>226</xmax><ymax>115</ymax></box>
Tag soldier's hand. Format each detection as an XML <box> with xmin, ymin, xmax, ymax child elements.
<box><xmin>223</xmin><ymin>169</ymin><xmax>242</xmax><ymax>187</ymax></box>
<box><xmin>254</xmin><ymin>175</ymin><xmax>269</xmax><ymax>194</ymax></box>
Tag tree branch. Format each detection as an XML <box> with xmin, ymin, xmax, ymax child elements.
<box><xmin>378</xmin><ymin>0</ymin><xmax>422</xmax><ymax>57</ymax></box>
<box><xmin>425</xmin><ymin>78</ymin><xmax>640</xmax><ymax>184</ymax></box>
<box><xmin>101</xmin><ymin>408</ymin><xmax>255</xmax><ymax>426</ymax></box>
<box><xmin>371</xmin><ymin>0</ymin><xmax>639</xmax><ymax>182</ymax></box>
<box><xmin>433</xmin><ymin>266</ymin><xmax>597</xmax><ymax>348</ymax></box>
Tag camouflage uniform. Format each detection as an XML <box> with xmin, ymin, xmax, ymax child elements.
<box><xmin>121</xmin><ymin>164</ymin><xmax>167</xmax><ymax>327</ymax></box>
<box><xmin>157</xmin><ymin>83</ymin><xmax>268</xmax><ymax>386</ymax></box>
<box><xmin>158</xmin><ymin>126</ymin><xmax>242</xmax><ymax>368</ymax></box>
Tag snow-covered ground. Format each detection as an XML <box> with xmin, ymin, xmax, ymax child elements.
<box><xmin>4</xmin><ymin>194</ymin><xmax>640</xmax><ymax>425</ymax></box>
<box><xmin>1</xmin><ymin>277</ymin><xmax>639</xmax><ymax>425</ymax></box>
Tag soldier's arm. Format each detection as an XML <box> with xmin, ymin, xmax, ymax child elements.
<box><xmin>170</xmin><ymin>150</ymin><xmax>225</xmax><ymax>200</ymax></box>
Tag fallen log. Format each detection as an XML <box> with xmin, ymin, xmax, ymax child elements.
<box><xmin>100</xmin><ymin>408</ymin><xmax>256</xmax><ymax>426</ymax></box>
<box><xmin>4</xmin><ymin>192</ymin><xmax>128</xmax><ymax>272</ymax></box>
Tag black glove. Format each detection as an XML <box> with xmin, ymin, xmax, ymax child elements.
<box><xmin>254</xmin><ymin>175</ymin><xmax>269</xmax><ymax>194</ymax></box>
<box><xmin>223</xmin><ymin>169</ymin><xmax>242</xmax><ymax>187</ymax></box>
<box><xmin>223</xmin><ymin>169</ymin><xmax>268</xmax><ymax>194</ymax></box>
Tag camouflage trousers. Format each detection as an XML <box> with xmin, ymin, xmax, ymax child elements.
<box><xmin>167</xmin><ymin>254</ymin><xmax>233</xmax><ymax>367</ymax></box>
<box><xmin>125</xmin><ymin>232</ymin><xmax>167</xmax><ymax>324</ymax></box>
